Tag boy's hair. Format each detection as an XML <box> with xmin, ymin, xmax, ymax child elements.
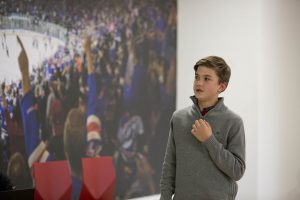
<box><xmin>194</xmin><ymin>56</ymin><xmax>231</xmax><ymax>84</ymax></box>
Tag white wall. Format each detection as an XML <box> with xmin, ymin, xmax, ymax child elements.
<box><xmin>178</xmin><ymin>0</ymin><xmax>260</xmax><ymax>199</ymax></box>
<box><xmin>258</xmin><ymin>0</ymin><xmax>300</xmax><ymax>199</ymax></box>
<box><xmin>126</xmin><ymin>1</ymin><xmax>300</xmax><ymax>200</ymax></box>
<box><xmin>178</xmin><ymin>0</ymin><xmax>300</xmax><ymax>200</ymax></box>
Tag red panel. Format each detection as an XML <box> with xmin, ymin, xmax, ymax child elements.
<box><xmin>33</xmin><ymin>160</ymin><xmax>72</xmax><ymax>200</ymax></box>
<box><xmin>80</xmin><ymin>157</ymin><xmax>116</xmax><ymax>200</ymax></box>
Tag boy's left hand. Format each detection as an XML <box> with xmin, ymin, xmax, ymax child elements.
<box><xmin>191</xmin><ymin>119</ymin><xmax>212</xmax><ymax>142</ymax></box>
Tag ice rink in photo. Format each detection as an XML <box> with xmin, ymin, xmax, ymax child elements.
<box><xmin>0</xmin><ymin>30</ymin><xmax>64</xmax><ymax>82</ymax></box>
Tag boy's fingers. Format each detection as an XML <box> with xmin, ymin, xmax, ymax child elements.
<box><xmin>205</xmin><ymin>120</ymin><xmax>210</xmax><ymax>127</ymax></box>
<box><xmin>198</xmin><ymin>119</ymin><xmax>205</xmax><ymax>125</ymax></box>
<box><xmin>192</xmin><ymin>124</ymin><xmax>196</xmax><ymax>130</ymax></box>
<box><xmin>16</xmin><ymin>35</ymin><xmax>25</xmax><ymax>50</ymax></box>
<box><xmin>195</xmin><ymin>120</ymin><xmax>200</xmax><ymax>128</ymax></box>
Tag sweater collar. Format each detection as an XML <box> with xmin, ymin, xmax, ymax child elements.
<box><xmin>190</xmin><ymin>96</ymin><xmax>226</xmax><ymax>113</ymax></box>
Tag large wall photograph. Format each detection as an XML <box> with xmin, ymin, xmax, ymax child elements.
<box><xmin>0</xmin><ymin>0</ymin><xmax>176</xmax><ymax>199</ymax></box>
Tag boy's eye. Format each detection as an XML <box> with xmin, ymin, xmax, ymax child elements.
<box><xmin>204</xmin><ymin>77</ymin><xmax>210</xmax><ymax>81</ymax></box>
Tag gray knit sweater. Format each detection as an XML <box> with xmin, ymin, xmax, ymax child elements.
<box><xmin>160</xmin><ymin>97</ymin><xmax>246</xmax><ymax>200</ymax></box>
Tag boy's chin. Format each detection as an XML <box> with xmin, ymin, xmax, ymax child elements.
<box><xmin>194</xmin><ymin>93</ymin><xmax>205</xmax><ymax>100</ymax></box>
<box><xmin>194</xmin><ymin>95</ymin><xmax>212</xmax><ymax>103</ymax></box>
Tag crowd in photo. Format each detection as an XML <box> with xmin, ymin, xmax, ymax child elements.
<box><xmin>0</xmin><ymin>0</ymin><xmax>176</xmax><ymax>198</ymax></box>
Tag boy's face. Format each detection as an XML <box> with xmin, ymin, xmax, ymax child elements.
<box><xmin>193</xmin><ymin>66</ymin><xmax>227</xmax><ymax>104</ymax></box>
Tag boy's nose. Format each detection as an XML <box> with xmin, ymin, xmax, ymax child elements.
<box><xmin>195</xmin><ymin>79</ymin><xmax>203</xmax><ymax>86</ymax></box>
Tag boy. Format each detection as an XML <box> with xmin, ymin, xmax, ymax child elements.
<box><xmin>160</xmin><ymin>56</ymin><xmax>245</xmax><ymax>200</ymax></box>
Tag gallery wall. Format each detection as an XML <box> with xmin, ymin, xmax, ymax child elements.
<box><xmin>178</xmin><ymin>0</ymin><xmax>300</xmax><ymax>199</ymax></box>
<box><xmin>258</xmin><ymin>0</ymin><xmax>300</xmax><ymax>199</ymax></box>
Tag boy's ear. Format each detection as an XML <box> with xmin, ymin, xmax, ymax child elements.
<box><xmin>218</xmin><ymin>82</ymin><xmax>228</xmax><ymax>93</ymax></box>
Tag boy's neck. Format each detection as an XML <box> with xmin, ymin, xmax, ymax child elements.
<box><xmin>197</xmin><ymin>98</ymin><xmax>219</xmax><ymax>111</ymax></box>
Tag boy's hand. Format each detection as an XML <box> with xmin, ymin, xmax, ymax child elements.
<box><xmin>191</xmin><ymin>119</ymin><xmax>212</xmax><ymax>142</ymax></box>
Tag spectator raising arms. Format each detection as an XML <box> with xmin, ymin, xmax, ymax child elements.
<box><xmin>16</xmin><ymin>34</ymin><xmax>103</xmax><ymax>199</ymax></box>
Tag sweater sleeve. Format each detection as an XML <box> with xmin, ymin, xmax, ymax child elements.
<box><xmin>203</xmin><ymin>117</ymin><xmax>246</xmax><ymax>181</ymax></box>
<box><xmin>160</xmin><ymin>116</ymin><xmax>176</xmax><ymax>200</ymax></box>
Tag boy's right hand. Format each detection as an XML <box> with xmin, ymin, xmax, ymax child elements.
<box><xmin>191</xmin><ymin>119</ymin><xmax>212</xmax><ymax>142</ymax></box>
